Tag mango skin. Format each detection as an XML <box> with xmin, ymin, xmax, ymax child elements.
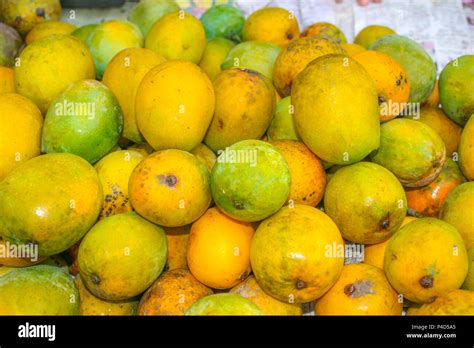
<box><xmin>78</xmin><ymin>212</ymin><xmax>167</xmax><ymax>301</ymax></box>
<box><xmin>459</xmin><ymin>115</ymin><xmax>474</xmax><ymax>180</ymax></box>
<box><xmin>230</xmin><ymin>275</ymin><xmax>302</xmax><ymax>315</ymax></box>
<box><xmin>0</xmin><ymin>153</ymin><xmax>102</xmax><ymax>256</ymax></box>
<box><xmin>102</xmin><ymin>47</ymin><xmax>166</xmax><ymax>144</ymax></box>
<box><xmin>463</xmin><ymin>248</ymin><xmax>474</xmax><ymax>290</ymax></box>
<box><xmin>439</xmin><ymin>55</ymin><xmax>474</xmax><ymax>126</ymax></box>
<box><xmin>200</xmin><ymin>4</ymin><xmax>244</xmax><ymax>41</ymax></box>
<box><xmin>0</xmin><ymin>22</ymin><xmax>23</xmax><ymax>67</ymax></box>
<box><xmin>407</xmin><ymin>289</ymin><xmax>474</xmax><ymax>315</ymax></box>
<box><xmin>86</xmin><ymin>20</ymin><xmax>143</xmax><ymax>79</ymax></box>
<box><xmin>371</xmin><ymin>35</ymin><xmax>436</xmax><ymax>104</ymax></box>
<box><xmin>440</xmin><ymin>182</ymin><xmax>474</xmax><ymax>250</ymax></box>
<box><xmin>199</xmin><ymin>38</ymin><xmax>235</xmax><ymax>82</ymax></box>
<box><xmin>267</xmin><ymin>96</ymin><xmax>301</xmax><ymax>141</ymax></box>
<box><xmin>210</xmin><ymin>140</ymin><xmax>291</xmax><ymax>222</ymax></box>
<box><xmin>0</xmin><ymin>66</ymin><xmax>15</xmax><ymax>94</ymax></box>
<box><xmin>185</xmin><ymin>293</ymin><xmax>262</xmax><ymax>316</ymax></box>
<box><xmin>135</xmin><ymin>60</ymin><xmax>215</xmax><ymax>151</ymax></box>
<box><xmin>315</xmin><ymin>263</ymin><xmax>402</xmax><ymax>315</ymax></box>
<box><xmin>0</xmin><ymin>93</ymin><xmax>43</xmax><ymax>182</ymax></box>
<box><xmin>384</xmin><ymin>218</ymin><xmax>468</xmax><ymax>303</ymax></box>
<box><xmin>221</xmin><ymin>40</ymin><xmax>281</xmax><ymax>81</ymax></box>
<box><xmin>76</xmin><ymin>275</ymin><xmax>138</xmax><ymax>316</ymax></box>
<box><xmin>25</xmin><ymin>20</ymin><xmax>76</xmax><ymax>45</ymax></box>
<box><xmin>325</xmin><ymin>162</ymin><xmax>407</xmax><ymax>244</ymax></box>
<box><xmin>71</xmin><ymin>24</ymin><xmax>97</xmax><ymax>42</ymax></box>
<box><xmin>242</xmin><ymin>7</ymin><xmax>299</xmax><ymax>48</ymax></box>
<box><xmin>354</xmin><ymin>25</ymin><xmax>396</xmax><ymax>49</ymax></box>
<box><xmin>250</xmin><ymin>205</ymin><xmax>344</xmax><ymax>303</ymax></box>
<box><xmin>0</xmin><ymin>0</ymin><xmax>61</xmax><ymax>35</ymax></box>
<box><xmin>204</xmin><ymin>68</ymin><xmax>275</xmax><ymax>152</ymax></box>
<box><xmin>273</xmin><ymin>37</ymin><xmax>344</xmax><ymax>97</ymax></box>
<box><xmin>292</xmin><ymin>54</ymin><xmax>380</xmax><ymax>165</ymax></box>
<box><xmin>145</xmin><ymin>11</ymin><xmax>205</xmax><ymax>64</ymax></box>
<box><xmin>41</xmin><ymin>80</ymin><xmax>123</xmax><ymax>164</ymax></box>
<box><xmin>371</xmin><ymin>119</ymin><xmax>446</xmax><ymax>188</ymax></box>
<box><xmin>301</xmin><ymin>22</ymin><xmax>347</xmax><ymax>44</ymax></box>
<box><xmin>129</xmin><ymin>150</ymin><xmax>211</xmax><ymax>227</ymax></box>
<box><xmin>128</xmin><ymin>0</ymin><xmax>180</xmax><ymax>37</ymax></box>
<box><xmin>0</xmin><ymin>265</ymin><xmax>79</xmax><ymax>315</ymax></box>
<box><xmin>139</xmin><ymin>269</ymin><xmax>212</xmax><ymax>315</ymax></box>
<box><xmin>14</xmin><ymin>34</ymin><xmax>96</xmax><ymax>114</ymax></box>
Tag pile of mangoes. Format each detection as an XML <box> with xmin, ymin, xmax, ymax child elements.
<box><xmin>0</xmin><ymin>0</ymin><xmax>473</xmax><ymax>316</ymax></box>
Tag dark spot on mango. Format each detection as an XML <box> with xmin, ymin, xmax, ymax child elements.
<box><xmin>295</xmin><ymin>279</ymin><xmax>307</xmax><ymax>289</ymax></box>
<box><xmin>419</xmin><ymin>275</ymin><xmax>434</xmax><ymax>289</ymax></box>
<box><xmin>218</xmin><ymin>118</ymin><xmax>224</xmax><ymax>129</ymax></box>
<box><xmin>286</xmin><ymin>32</ymin><xmax>294</xmax><ymax>40</ymax></box>
<box><xmin>396</xmin><ymin>79</ymin><xmax>401</xmax><ymax>86</ymax></box>
<box><xmin>381</xmin><ymin>218</ymin><xmax>390</xmax><ymax>229</ymax></box>
<box><xmin>36</xmin><ymin>8</ymin><xmax>45</xmax><ymax>17</ymax></box>
<box><xmin>378</xmin><ymin>95</ymin><xmax>386</xmax><ymax>105</ymax></box>
<box><xmin>233</xmin><ymin>201</ymin><xmax>244</xmax><ymax>210</ymax></box>
<box><xmin>344</xmin><ymin>283</ymin><xmax>355</xmax><ymax>296</ymax></box>
<box><xmin>91</xmin><ymin>273</ymin><xmax>101</xmax><ymax>285</ymax></box>
<box><xmin>239</xmin><ymin>271</ymin><xmax>248</xmax><ymax>281</ymax></box>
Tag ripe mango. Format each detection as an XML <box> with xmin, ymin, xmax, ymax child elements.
<box><xmin>129</xmin><ymin>0</ymin><xmax>180</xmax><ymax>37</ymax></box>
<box><xmin>0</xmin><ymin>153</ymin><xmax>102</xmax><ymax>256</ymax></box>
<box><xmin>78</xmin><ymin>212</ymin><xmax>167</xmax><ymax>301</ymax></box>
<box><xmin>459</xmin><ymin>114</ymin><xmax>474</xmax><ymax>180</ymax></box>
<box><xmin>25</xmin><ymin>20</ymin><xmax>76</xmax><ymax>45</ymax></box>
<box><xmin>354</xmin><ymin>25</ymin><xmax>396</xmax><ymax>49</ymax></box>
<box><xmin>292</xmin><ymin>54</ymin><xmax>380</xmax><ymax>165</ymax></box>
<box><xmin>407</xmin><ymin>289</ymin><xmax>474</xmax><ymax>315</ymax></box>
<box><xmin>0</xmin><ymin>265</ymin><xmax>79</xmax><ymax>315</ymax></box>
<box><xmin>204</xmin><ymin>68</ymin><xmax>275</xmax><ymax>152</ymax></box>
<box><xmin>266</xmin><ymin>96</ymin><xmax>301</xmax><ymax>141</ymax></box>
<box><xmin>325</xmin><ymin>162</ymin><xmax>407</xmax><ymax>244</ymax></box>
<box><xmin>301</xmin><ymin>22</ymin><xmax>347</xmax><ymax>44</ymax></box>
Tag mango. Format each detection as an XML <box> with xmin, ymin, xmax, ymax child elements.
<box><xmin>463</xmin><ymin>248</ymin><xmax>474</xmax><ymax>290</ymax></box>
<box><xmin>404</xmin><ymin>106</ymin><xmax>462</xmax><ymax>157</ymax></box>
<box><xmin>407</xmin><ymin>289</ymin><xmax>474</xmax><ymax>315</ymax></box>
<box><xmin>301</xmin><ymin>22</ymin><xmax>347</xmax><ymax>44</ymax></box>
<box><xmin>129</xmin><ymin>0</ymin><xmax>180</xmax><ymax>37</ymax></box>
<box><xmin>325</xmin><ymin>162</ymin><xmax>407</xmax><ymax>244</ymax></box>
<box><xmin>0</xmin><ymin>66</ymin><xmax>15</xmax><ymax>94</ymax></box>
<box><xmin>242</xmin><ymin>7</ymin><xmax>299</xmax><ymax>48</ymax></box>
<box><xmin>221</xmin><ymin>40</ymin><xmax>281</xmax><ymax>81</ymax></box>
<box><xmin>230</xmin><ymin>275</ymin><xmax>302</xmax><ymax>316</ymax></box>
<box><xmin>78</xmin><ymin>212</ymin><xmax>167</xmax><ymax>301</ymax></box>
<box><xmin>440</xmin><ymin>182</ymin><xmax>474</xmax><ymax>250</ymax></box>
<box><xmin>371</xmin><ymin>35</ymin><xmax>437</xmax><ymax>104</ymax></box>
<box><xmin>459</xmin><ymin>115</ymin><xmax>474</xmax><ymax>180</ymax></box>
<box><xmin>251</xmin><ymin>205</ymin><xmax>344</xmax><ymax>303</ymax></box>
<box><xmin>204</xmin><ymin>68</ymin><xmax>275</xmax><ymax>152</ymax></box>
<box><xmin>86</xmin><ymin>20</ymin><xmax>143</xmax><ymax>79</ymax></box>
<box><xmin>187</xmin><ymin>207</ymin><xmax>254</xmax><ymax>289</ymax></box>
<box><xmin>267</xmin><ymin>96</ymin><xmax>301</xmax><ymax>141</ymax></box>
<box><xmin>384</xmin><ymin>218</ymin><xmax>468</xmax><ymax>303</ymax></box>
<box><xmin>139</xmin><ymin>269</ymin><xmax>212</xmax><ymax>315</ymax></box>
<box><xmin>353</xmin><ymin>50</ymin><xmax>410</xmax><ymax>122</ymax></box>
<box><xmin>25</xmin><ymin>20</ymin><xmax>76</xmax><ymax>45</ymax></box>
<box><xmin>185</xmin><ymin>293</ymin><xmax>262</xmax><ymax>316</ymax></box>
<box><xmin>71</xmin><ymin>24</ymin><xmax>97</xmax><ymax>42</ymax></box>
<box><xmin>190</xmin><ymin>143</ymin><xmax>216</xmax><ymax>173</ymax></box>
<box><xmin>0</xmin><ymin>93</ymin><xmax>43</xmax><ymax>181</ymax></box>
<box><xmin>341</xmin><ymin>43</ymin><xmax>366</xmax><ymax>56</ymax></box>
<box><xmin>405</xmin><ymin>158</ymin><xmax>466</xmax><ymax>217</ymax></box>
<box><xmin>163</xmin><ymin>225</ymin><xmax>189</xmax><ymax>271</ymax></box>
<box><xmin>102</xmin><ymin>47</ymin><xmax>166</xmax><ymax>144</ymax></box>
<box><xmin>354</xmin><ymin>25</ymin><xmax>396</xmax><ymax>49</ymax></box>
<box><xmin>0</xmin><ymin>22</ymin><xmax>23</xmax><ymax>67</ymax></box>
<box><xmin>198</xmin><ymin>37</ymin><xmax>235</xmax><ymax>81</ymax></box>
<box><xmin>145</xmin><ymin>11</ymin><xmax>205</xmax><ymax>64</ymax></box>
<box><xmin>41</xmin><ymin>80</ymin><xmax>123</xmax><ymax>164</ymax></box>
<box><xmin>200</xmin><ymin>4</ymin><xmax>244</xmax><ymax>41</ymax></box>
<box><xmin>271</xmin><ymin>140</ymin><xmax>326</xmax><ymax>207</ymax></box>
<box><xmin>371</xmin><ymin>119</ymin><xmax>446</xmax><ymax>187</ymax></box>
<box><xmin>14</xmin><ymin>34</ymin><xmax>95</xmax><ymax>114</ymax></box>
<box><xmin>129</xmin><ymin>149</ymin><xmax>211</xmax><ymax>227</ymax></box>
<box><xmin>292</xmin><ymin>54</ymin><xmax>380</xmax><ymax>165</ymax></box>
<box><xmin>273</xmin><ymin>37</ymin><xmax>344</xmax><ymax>97</ymax></box>
<box><xmin>439</xmin><ymin>55</ymin><xmax>474</xmax><ymax>126</ymax></box>
<box><xmin>94</xmin><ymin>150</ymin><xmax>145</xmax><ymax>219</ymax></box>
<box><xmin>0</xmin><ymin>153</ymin><xmax>102</xmax><ymax>256</ymax></box>
<box><xmin>0</xmin><ymin>0</ymin><xmax>61</xmax><ymax>35</ymax></box>
<box><xmin>76</xmin><ymin>275</ymin><xmax>138</xmax><ymax>316</ymax></box>
<box><xmin>0</xmin><ymin>265</ymin><xmax>79</xmax><ymax>315</ymax></box>
<box><xmin>315</xmin><ymin>263</ymin><xmax>402</xmax><ymax>315</ymax></box>
<box><xmin>136</xmin><ymin>60</ymin><xmax>215</xmax><ymax>151</ymax></box>
<box><xmin>210</xmin><ymin>140</ymin><xmax>291</xmax><ymax>222</ymax></box>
